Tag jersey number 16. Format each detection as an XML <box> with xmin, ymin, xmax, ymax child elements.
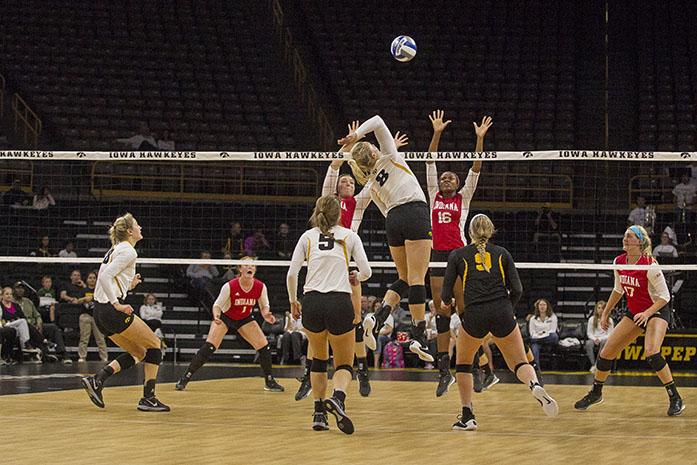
<box><xmin>437</xmin><ymin>211</ymin><xmax>452</xmax><ymax>224</ymax></box>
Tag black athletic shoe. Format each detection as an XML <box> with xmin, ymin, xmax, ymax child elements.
<box><xmin>324</xmin><ymin>396</ymin><xmax>354</xmax><ymax>435</ymax></box>
<box><xmin>574</xmin><ymin>391</ymin><xmax>603</xmax><ymax>410</ymax></box>
<box><xmin>436</xmin><ymin>370</ymin><xmax>455</xmax><ymax>397</ymax></box>
<box><xmin>668</xmin><ymin>397</ymin><xmax>685</xmax><ymax>417</ymax></box>
<box><xmin>81</xmin><ymin>376</ymin><xmax>105</xmax><ymax>409</ymax></box>
<box><xmin>137</xmin><ymin>396</ymin><xmax>171</xmax><ymax>412</ymax></box>
<box><xmin>295</xmin><ymin>375</ymin><xmax>312</xmax><ymax>401</ymax></box>
<box><xmin>472</xmin><ymin>369</ymin><xmax>483</xmax><ymax>393</ymax></box>
<box><xmin>357</xmin><ymin>370</ymin><xmax>371</xmax><ymax>397</ymax></box>
<box><xmin>482</xmin><ymin>373</ymin><xmax>500</xmax><ymax>391</ymax></box>
<box><xmin>312</xmin><ymin>412</ymin><xmax>330</xmax><ymax>431</ymax></box>
<box><xmin>264</xmin><ymin>377</ymin><xmax>285</xmax><ymax>392</ymax></box>
<box><xmin>452</xmin><ymin>409</ymin><xmax>477</xmax><ymax>431</ymax></box>
<box><xmin>174</xmin><ymin>376</ymin><xmax>190</xmax><ymax>391</ymax></box>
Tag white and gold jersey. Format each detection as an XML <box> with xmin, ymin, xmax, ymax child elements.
<box><xmin>94</xmin><ymin>241</ymin><xmax>137</xmax><ymax>304</ymax></box>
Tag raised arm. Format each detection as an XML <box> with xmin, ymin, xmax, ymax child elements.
<box><xmin>471</xmin><ymin>115</ymin><xmax>493</xmax><ymax>173</ymax></box>
<box><xmin>340</xmin><ymin>115</ymin><xmax>398</xmax><ymax>156</ymax></box>
<box><xmin>426</xmin><ymin>110</ymin><xmax>452</xmax><ymax>204</ymax></box>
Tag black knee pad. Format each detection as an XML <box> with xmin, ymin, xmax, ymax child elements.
<box><xmin>389</xmin><ymin>279</ymin><xmax>409</xmax><ymax>298</ymax></box>
<box><xmin>513</xmin><ymin>362</ymin><xmax>530</xmax><ymax>376</ymax></box>
<box><xmin>355</xmin><ymin>322</ymin><xmax>364</xmax><ymax>342</ymax></box>
<box><xmin>202</xmin><ymin>341</ymin><xmax>217</xmax><ymax>356</ymax></box>
<box><xmin>408</xmin><ymin>285</ymin><xmax>427</xmax><ymax>305</ymax></box>
<box><xmin>311</xmin><ymin>358</ymin><xmax>328</xmax><ymax>373</ymax></box>
<box><xmin>115</xmin><ymin>352</ymin><xmax>137</xmax><ymax>370</ymax></box>
<box><xmin>436</xmin><ymin>314</ymin><xmax>450</xmax><ymax>334</ymax></box>
<box><xmin>456</xmin><ymin>364</ymin><xmax>472</xmax><ymax>373</ymax></box>
<box><xmin>646</xmin><ymin>353</ymin><xmax>667</xmax><ymax>372</ymax></box>
<box><xmin>596</xmin><ymin>356</ymin><xmax>613</xmax><ymax>372</ymax></box>
<box><xmin>144</xmin><ymin>348</ymin><xmax>162</xmax><ymax>365</ymax></box>
<box><xmin>335</xmin><ymin>364</ymin><xmax>354</xmax><ymax>376</ymax></box>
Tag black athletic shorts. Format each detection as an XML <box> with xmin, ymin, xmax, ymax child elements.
<box><xmin>302</xmin><ymin>291</ymin><xmax>354</xmax><ymax>335</ymax></box>
<box><xmin>385</xmin><ymin>201</ymin><xmax>432</xmax><ymax>247</ymax></box>
<box><xmin>460</xmin><ymin>298</ymin><xmax>518</xmax><ymax>339</ymax></box>
<box><xmin>623</xmin><ymin>305</ymin><xmax>671</xmax><ymax>326</ymax></box>
<box><xmin>94</xmin><ymin>302</ymin><xmax>135</xmax><ymax>337</ymax></box>
<box><xmin>430</xmin><ymin>249</ymin><xmax>453</xmax><ymax>278</ymax></box>
<box><xmin>220</xmin><ymin>313</ymin><xmax>255</xmax><ymax>331</ymax></box>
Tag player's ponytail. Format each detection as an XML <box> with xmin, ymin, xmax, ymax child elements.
<box><xmin>310</xmin><ymin>195</ymin><xmax>342</xmax><ymax>239</ymax></box>
<box><xmin>469</xmin><ymin>214</ymin><xmax>495</xmax><ymax>273</ymax></box>
<box><xmin>109</xmin><ymin>213</ymin><xmax>136</xmax><ymax>245</ymax></box>
<box><xmin>348</xmin><ymin>142</ymin><xmax>376</xmax><ymax>185</ymax></box>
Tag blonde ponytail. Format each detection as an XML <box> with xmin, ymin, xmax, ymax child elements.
<box><xmin>109</xmin><ymin>213</ymin><xmax>136</xmax><ymax>245</ymax></box>
<box><xmin>469</xmin><ymin>214</ymin><xmax>496</xmax><ymax>273</ymax></box>
<box><xmin>348</xmin><ymin>142</ymin><xmax>376</xmax><ymax>185</ymax></box>
<box><xmin>310</xmin><ymin>195</ymin><xmax>342</xmax><ymax>238</ymax></box>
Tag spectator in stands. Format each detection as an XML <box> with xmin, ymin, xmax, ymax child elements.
<box><xmin>223</xmin><ymin>222</ymin><xmax>244</xmax><ymax>258</ymax></box>
<box><xmin>2</xmin><ymin>179</ymin><xmax>31</xmax><ymax>206</ymax></box>
<box><xmin>116</xmin><ymin>121</ymin><xmax>158</xmax><ymax>150</ymax></box>
<box><xmin>217</xmin><ymin>253</ymin><xmax>237</xmax><ymax>283</ymax></box>
<box><xmin>528</xmin><ymin>298</ymin><xmax>559</xmax><ymax>370</ymax></box>
<box><xmin>0</xmin><ymin>324</ymin><xmax>18</xmax><ymax>364</ymax></box>
<box><xmin>533</xmin><ymin>203</ymin><xmax>560</xmax><ymax>244</ymax></box>
<box><xmin>139</xmin><ymin>293</ymin><xmax>164</xmax><ymax>340</ymax></box>
<box><xmin>186</xmin><ymin>251</ymin><xmax>220</xmax><ymax>289</ymax></box>
<box><xmin>157</xmin><ymin>129</ymin><xmax>175</xmax><ymax>150</ymax></box>
<box><xmin>32</xmin><ymin>186</ymin><xmax>55</xmax><ymax>210</ymax></box>
<box><xmin>627</xmin><ymin>196</ymin><xmax>648</xmax><ymax>227</ymax></box>
<box><xmin>673</xmin><ymin>174</ymin><xmax>697</xmax><ymax>224</ymax></box>
<box><xmin>77</xmin><ymin>271</ymin><xmax>108</xmax><ymax>362</ymax></box>
<box><xmin>37</xmin><ymin>275</ymin><xmax>58</xmax><ymax>323</ymax></box>
<box><xmin>653</xmin><ymin>232</ymin><xmax>679</xmax><ymax>258</ymax></box>
<box><xmin>31</xmin><ymin>235</ymin><xmax>55</xmax><ymax>257</ymax></box>
<box><xmin>585</xmin><ymin>300</ymin><xmax>614</xmax><ymax>373</ymax></box>
<box><xmin>58</xmin><ymin>241</ymin><xmax>78</xmax><ymax>258</ymax></box>
<box><xmin>13</xmin><ymin>282</ymin><xmax>70</xmax><ymax>364</ymax></box>
<box><xmin>244</xmin><ymin>229</ymin><xmax>271</xmax><ymax>258</ymax></box>
<box><xmin>0</xmin><ymin>287</ymin><xmax>33</xmax><ymax>351</ymax></box>
<box><xmin>279</xmin><ymin>312</ymin><xmax>307</xmax><ymax>365</ymax></box>
<box><xmin>273</xmin><ymin>223</ymin><xmax>294</xmax><ymax>259</ymax></box>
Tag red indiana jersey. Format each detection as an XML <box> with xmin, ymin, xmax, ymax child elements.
<box><xmin>224</xmin><ymin>277</ymin><xmax>264</xmax><ymax>320</ymax></box>
<box><xmin>614</xmin><ymin>254</ymin><xmax>657</xmax><ymax>315</ymax></box>
<box><xmin>340</xmin><ymin>196</ymin><xmax>357</xmax><ymax>229</ymax></box>
<box><xmin>431</xmin><ymin>192</ymin><xmax>466</xmax><ymax>251</ymax></box>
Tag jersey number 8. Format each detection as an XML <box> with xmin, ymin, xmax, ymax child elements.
<box><xmin>376</xmin><ymin>169</ymin><xmax>389</xmax><ymax>187</ymax></box>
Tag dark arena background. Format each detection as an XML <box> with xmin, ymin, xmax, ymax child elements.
<box><xmin>1</xmin><ymin>1</ymin><xmax>697</xmax><ymax>464</ymax></box>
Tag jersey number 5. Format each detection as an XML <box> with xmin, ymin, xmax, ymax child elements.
<box><xmin>437</xmin><ymin>211</ymin><xmax>452</xmax><ymax>224</ymax></box>
<box><xmin>376</xmin><ymin>169</ymin><xmax>389</xmax><ymax>187</ymax></box>
<box><xmin>318</xmin><ymin>234</ymin><xmax>335</xmax><ymax>250</ymax></box>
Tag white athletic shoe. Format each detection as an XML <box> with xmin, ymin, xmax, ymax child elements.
<box><xmin>409</xmin><ymin>340</ymin><xmax>434</xmax><ymax>363</ymax></box>
<box><xmin>363</xmin><ymin>315</ymin><xmax>377</xmax><ymax>351</ymax></box>
<box><xmin>532</xmin><ymin>384</ymin><xmax>559</xmax><ymax>417</ymax></box>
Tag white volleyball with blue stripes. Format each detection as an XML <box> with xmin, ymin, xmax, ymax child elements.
<box><xmin>390</xmin><ymin>35</ymin><xmax>417</xmax><ymax>62</ymax></box>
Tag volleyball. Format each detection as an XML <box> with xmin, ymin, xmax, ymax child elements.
<box><xmin>391</xmin><ymin>35</ymin><xmax>417</xmax><ymax>62</ymax></box>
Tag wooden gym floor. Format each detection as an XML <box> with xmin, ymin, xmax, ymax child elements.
<box><xmin>1</xmin><ymin>364</ymin><xmax>696</xmax><ymax>465</ymax></box>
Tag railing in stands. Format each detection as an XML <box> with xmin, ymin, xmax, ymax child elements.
<box><xmin>474</xmin><ymin>173</ymin><xmax>573</xmax><ymax>209</ymax></box>
<box><xmin>91</xmin><ymin>161</ymin><xmax>319</xmax><ymax>203</ymax></box>
<box><xmin>271</xmin><ymin>0</ymin><xmax>334</xmax><ymax>150</ymax></box>
<box><xmin>0</xmin><ymin>73</ymin><xmax>5</xmax><ymax>118</ymax></box>
<box><xmin>11</xmin><ymin>93</ymin><xmax>42</xmax><ymax>148</ymax></box>
<box><xmin>0</xmin><ymin>160</ymin><xmax>34</xmax><ymax>193</ymax></box>
<box><xmin>629</xmin><ymin>174</ymin><xmax>674</xmax><ymax>210</ymax></box>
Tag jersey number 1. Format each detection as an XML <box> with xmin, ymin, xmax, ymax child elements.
<box><xmin>318</xmin><ymin>234</ymin><xmax>335</xmax><ymax>250</ymax></box>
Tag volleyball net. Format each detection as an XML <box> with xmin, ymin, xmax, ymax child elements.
<box><xmin>1</xmin><ymin>149</ymin><xmax>697</xmax><ymax>330</ymax></box>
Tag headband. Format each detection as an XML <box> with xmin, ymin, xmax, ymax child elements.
<box><xmin>629</xmin><ymin>225</ymin><xmax>644</xmax><ymax>242</ymax></box>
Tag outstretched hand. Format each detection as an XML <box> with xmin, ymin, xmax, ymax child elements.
<box><xmin>394</xmin><ymin>131</ymin><xmax>409</xmax><ymax>149</ymax></box>
<box><xmin>474</xmin><ymin>115</ymin><xmax>493</xmax><ymax>138</ymax></box>
<box><xmin>429</xmin><ymin>109</ymin><xmax>452</xmax><ymax>133</ymax></box>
